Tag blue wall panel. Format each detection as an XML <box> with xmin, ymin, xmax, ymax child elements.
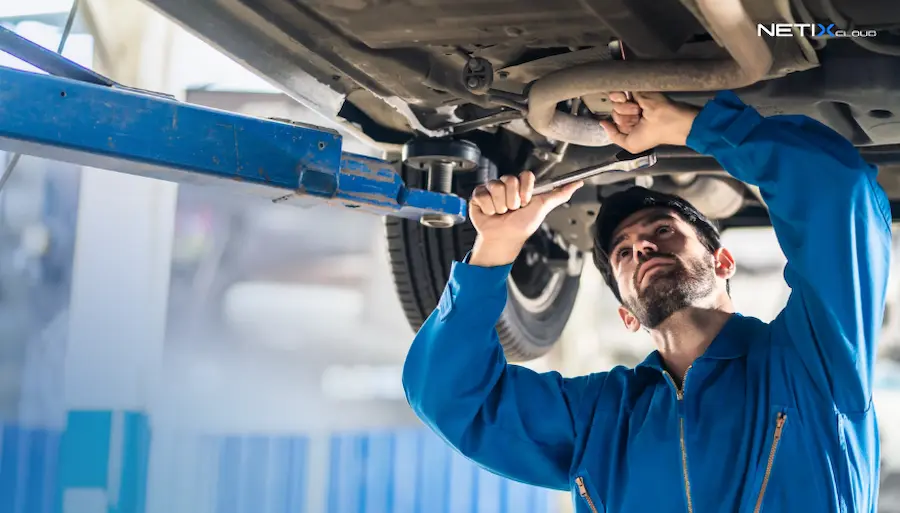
<box><xmin>58</xmin><ymin>411</ymin><xmax>112</xmax><ymax>489</ymax></box>
<box><xmin>0</xmin><ymin>424</ymin><xmax>62</xmax><ymax>513</ymax></box>
<box><xmin>389</xmin><ymin>431</ymin><xmax>419</xmax><ymax>513</ymax></box>
<box><xmin>215</xmin><ymin>435</ymin><xmax>309</xmax><ymax>513</ymax></box>
<box><xmin>111</xmin><ymin>413</ymin><xmax>151</xmax><ymax>513</ymax></box>
<box><xmin>1</xmin><ymin>422</ymin><xmax>554</xmax><ymax>513</ymax></box>
<box><xmin>327</xmin><ymin>429</ymin><xmax>557</xmax><ymax>513</ymax></box>
<box><xmin>362</xmin><ymin>432</ymin><xmax>393</xmax><ymax>513</ymax></box>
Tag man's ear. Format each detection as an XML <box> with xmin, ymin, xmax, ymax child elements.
<box><xmin>617</xmin><ymin>305</ymin><xmax>642</xmax><ymax>333</ymax></box>
<box><xmin>714</xmin><ymin>247</ymin><xmax>736</xmax><ymax>280</ymax></box>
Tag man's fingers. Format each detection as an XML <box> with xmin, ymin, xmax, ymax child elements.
<box><xmin>486</xmin><ymin>180</ymin><xmax>509</xmax><ymax>214</ymax></box>
<box><xmin>608</xmin><ymin>92</ymin><xmax>627</xmax><ymax>103</ymax></box>
<box><xmin>611</xmin><ymin>102</ymin><xmax>641</xmax><ymax>116</ymax></box>
<box><xmin>599</xmin><ymin>119</ymin><xmax>628</xmax><ymax>147</ymax></box>
<box><xmin>632</xmin><ymin>91</ymin><xmax>667</xmax><ymax>108</ymax></box>
<box><xmin>519</xmin><ymin>170</ymin><xmax>535</xmax><ymax>206</ymax></box>
<box><xmin>539</xmin><ymin>180</ymin><xmax>584</xmax><ymax>212</ymax></box>
<box><xmin>471</xmin><ymin>185</ymin><xmax>496</xmax><ymax>215</ymax></box>
<box><xmin>499</xmin><ymin>174</ymin><xmax>521</xmax><ymax>210</ymax></box>
<box><xmin>612</xmin><ymin>112</ymin><xmax>639</xmax><ymax>133</ymax></box>
<box><xmin>472</xmin><ymin>172</ymin><xmax>536</xmax><ymax>217</ymax></box>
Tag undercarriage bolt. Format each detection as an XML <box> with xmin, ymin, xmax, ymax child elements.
<box><xmin>421</xmin><ymin>161</ymin><xmax>457</xmax><ymax>228</ymax></box>
<box><xmin>427</xmin><ymin>161</ymin><xmax>455</xmax><ymax>193</ymax></box>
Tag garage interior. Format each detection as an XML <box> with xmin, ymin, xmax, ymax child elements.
<box><xmin>1</xmin><ymin>1</ymin><xmax>900</xmax><ymax>512</ymax></box>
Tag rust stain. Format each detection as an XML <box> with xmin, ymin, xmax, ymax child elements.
<box><xmin>107</xmin><ymin>136</ymin><xmax>115</xmax><ymax>150</ymax></box>
<box><xmin>258</xmin><ymin>167</ymin><xmax>271</xmax><ymax>181</ymax></box>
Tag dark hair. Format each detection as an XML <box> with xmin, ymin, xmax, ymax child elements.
<box><xmin>590</xmin><ymin>189</ymin><xmax>729</xmax><ymax>304</ymax></box>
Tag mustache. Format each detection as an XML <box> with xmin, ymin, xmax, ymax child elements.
<box><xmin>633</xmin><ymin>253</ymin><xmax>678</xmax><ymax>289</ymax></box>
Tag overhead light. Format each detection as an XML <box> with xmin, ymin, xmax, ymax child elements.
<box><xmin>321</xmin><ymin>365</ymin><xmax>404</xmax><ymax>400</ymax></box>
<box><xmin>0</xmin><ymin>0</ymin><xmax>73</xmax><ymax>18</ymax></box>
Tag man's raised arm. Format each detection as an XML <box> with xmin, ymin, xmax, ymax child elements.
<box><xmin>685</xmin><ymin>91</ymin><xmax>893</xmax><ymax>413</ymax></box>
<box><xmin>401</xmin><ymin>176</ymin><xmax>598</xmax><ymax>490</ymax></box>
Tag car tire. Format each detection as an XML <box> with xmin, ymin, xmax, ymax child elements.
<box><xmin>385</xmin><ymin>154</ymin><xmax>581</xmax><ymax>362</ymax></box>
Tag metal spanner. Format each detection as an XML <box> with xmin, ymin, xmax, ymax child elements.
<box><xmin>532</xmin><ymin>149</ymin><xmax>657</xmax><ymax>195</ymax></box>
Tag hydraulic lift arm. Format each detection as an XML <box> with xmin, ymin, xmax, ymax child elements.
<box><xmin>0</xmin><ymin>25</ymin><xmax>467</xmax><ymax>225</ymax></box>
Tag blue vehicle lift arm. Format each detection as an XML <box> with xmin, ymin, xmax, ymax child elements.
<box><xmin>0</xmin><ymin>25</ymin><xmax>467</xmax><ymax>225</ymax></box>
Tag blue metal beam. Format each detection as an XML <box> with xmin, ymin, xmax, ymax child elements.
<box><xmin>0</xmin><ymin>64</ymin><xmax>466</xmax><ymax>224</ymax></box>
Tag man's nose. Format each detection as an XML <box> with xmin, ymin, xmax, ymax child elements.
<box><xmin>633</xmin><ymin>240</ymin><xmax>658</xmax><ymax>263</ymax></box>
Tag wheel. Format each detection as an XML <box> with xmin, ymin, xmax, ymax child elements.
<box><xmin>385</xmin><ymin>142</ymin><xmax>582</xmax><ymax>362</ymax></box>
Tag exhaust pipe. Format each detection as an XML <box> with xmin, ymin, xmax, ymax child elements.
<box><xmin>526</xmin><ymin>0</ymin><xmax>774</xmax><ymax>146</ymax></box>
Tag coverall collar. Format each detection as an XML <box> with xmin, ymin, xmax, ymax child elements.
<box><xmin>635</xmin><ymin>312</ymin><xmax>751</xmax><ymax>372</ymax></box>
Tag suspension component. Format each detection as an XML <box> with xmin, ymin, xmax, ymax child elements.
<box><xmin>402</xmin><ymin>139</ymin><xmax>481</xmax><ymax>228</ymax></box>
<box><xmin>463</xmin><ymin>57</ymin><xmax>493</xmax><ymax>94</ymax></box>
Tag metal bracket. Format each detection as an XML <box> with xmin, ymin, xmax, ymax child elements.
<box><xmin>0</xmin><ymin>25</ymin><xmax>466</xmax><ymax>226</ymax></box>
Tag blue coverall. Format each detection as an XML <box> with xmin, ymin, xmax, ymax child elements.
<box><xmin>402</xmin><ymin>91</ymin><xmax>894</xmax><ymax>512</ymax></box>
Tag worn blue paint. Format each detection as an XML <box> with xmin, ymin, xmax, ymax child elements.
<box><xmin>327</xmin><ymin>429</ymin><xmax>556</xmax><ymax>513</ymax></box>
<box><xmin>0</xmin><ymin>63</ymin><xmax>467</xmax><ymax>224</ymax></box>
<box><xmin>336</xmin><ymin>154</ymin><xmax>468</xmax><ymax>222</ymax></box>
<box><xmin>0</xmin><ymin>65</ymin><xmax>340</xmax><ymax>191</ymax></box>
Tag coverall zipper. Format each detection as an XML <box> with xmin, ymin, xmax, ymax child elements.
<box><xmin>663</xmin><ymin>366</ymin><xmax>694</xmax><ymax>513</ymax></box>
<box><xmin>752</xmin><ymin>412</ymin><xmax>787</xmax><ymax>513</ymax></box>
<box><xmin>575</xmin><ymin>476</ymin><xmax>599</xmax><ymax>513</ymax></box>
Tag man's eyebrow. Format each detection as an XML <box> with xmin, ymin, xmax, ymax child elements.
<box><xmin>609</xmin><ymin>212</ymin><xmax>679</xmax><ymax>252</ymax></box>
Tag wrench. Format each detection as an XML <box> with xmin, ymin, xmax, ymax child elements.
<box><xmin>532</xmin><ymin>150</ymin><xmax>657</xmax><ymax>196</ymax></box>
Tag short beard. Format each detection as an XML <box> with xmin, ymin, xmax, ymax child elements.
<box><xmin>623</xmin><ymin>253</ymin><xmax>717</xmax><ymax>329</ymax></box>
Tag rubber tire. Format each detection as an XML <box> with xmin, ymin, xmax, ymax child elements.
<box><xmin>385</xmin><ymin>159</ymin><xmax>581</xmax><ymax>362</ymax></box>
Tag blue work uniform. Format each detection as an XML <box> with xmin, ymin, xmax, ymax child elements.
<box><xmin>402</xmin><ymin>91</ymin><xmax>894</xmax><ymax>512</ymax></box>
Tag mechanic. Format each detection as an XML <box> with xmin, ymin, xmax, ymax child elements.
<box><xmin>402</xmin><ymin>90</ymin><xmax>894</xmax><ymax>512</ymax></box>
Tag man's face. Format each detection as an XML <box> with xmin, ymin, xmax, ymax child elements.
<box><xmin>608</xmin><ymin>207</ymin><xmax>719</xmax><ymax>329</ymax></box>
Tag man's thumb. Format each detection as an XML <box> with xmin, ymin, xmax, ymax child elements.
<box><xmin>633</xmin><ymin>91</ymin><xmax>667</xmax><ymax>108</ymax></box>
<box><xmin>539</xmin><ymin>181</ymin><xmax>584</xmax><ymax>212</ymax></box>
<box><xmin>599</xmin><ymin>120</ymin><xmax>627</xmax><ymax>147</ymax></box>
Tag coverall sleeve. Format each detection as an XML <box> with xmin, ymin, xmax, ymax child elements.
<box><xmin>401</xmin><ymin>260</ymin><xmax>600</xmax><ymax>490</ymax></box>
<box><xmin>686</xmin><ymin>91</ymin><xmax>893</xmax><ymax>413</ymax></box>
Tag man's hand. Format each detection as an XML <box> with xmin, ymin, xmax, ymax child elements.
<box><xmin>468</xmin><ymin>171</ymin><xmax>583</xmax><ymax>267</ymax></box>
<box><xmin>599</xmin><ymin>92</ymin><xmax>701</xmax><ymax>153</ymax></box>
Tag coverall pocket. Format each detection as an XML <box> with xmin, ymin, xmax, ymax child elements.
<box><xmin>743</xmin><ymin>406</ymin><xmax>792</xmax><ymax>513</ymax></box>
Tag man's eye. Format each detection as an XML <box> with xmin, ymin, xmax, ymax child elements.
<box><xmin>618</xmin><ymin>248</ymin><xmax>631</xmax><ymax>259</ymax></box>
<box><xmin>657</xmin><ymin>225</ymin><xmax>673</xmax><ymax>235</ymax></box>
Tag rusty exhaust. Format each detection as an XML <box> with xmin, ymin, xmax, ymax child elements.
<box><xmin>526</xmin><ymin>0</ymin><xmax>773</xmax><ymax>146</ymax></box>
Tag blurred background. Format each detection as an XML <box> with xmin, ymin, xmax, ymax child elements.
<box><xmin>0</xmin><ymin>1</ymin><xmax>899</xmax><ymax>512</ymax></box>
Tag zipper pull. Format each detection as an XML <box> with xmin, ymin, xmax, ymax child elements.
<box><xmin>775</xmin><ymin>412</ymin><xmax>786</xmax><ymax>430</ymax></box>
<box><xmin>576</xmin><ymin>476</ymin><xmax>588</xmax><ymax>496</ymax></box>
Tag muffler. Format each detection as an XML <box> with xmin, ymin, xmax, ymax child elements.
<box><xmin>526</xmin><ymin>0</ymin><xmax>774</xmax><ymax>146</ymax></box>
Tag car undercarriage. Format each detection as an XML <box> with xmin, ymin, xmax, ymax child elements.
<box><xmin>142</xmin><ymin>0</ymin><xmax>900</xmax><ymax>360</ymax></box>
